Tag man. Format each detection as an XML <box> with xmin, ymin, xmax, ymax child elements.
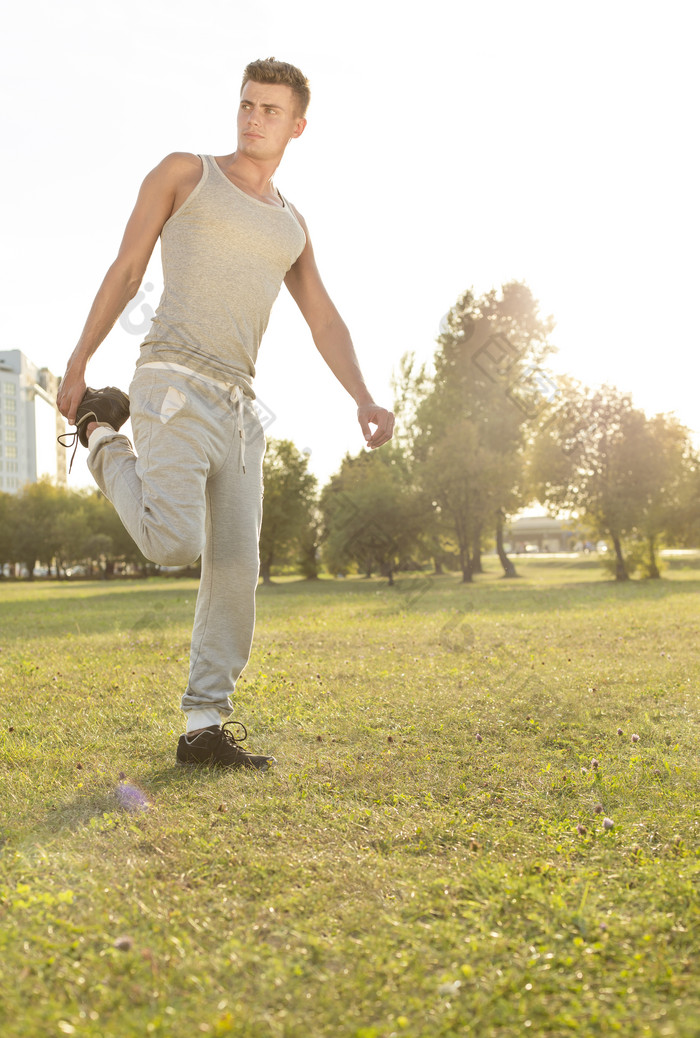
<box><xmin>57</xmin><ymin>58</ymin><xmax>394</xmax><ymax>770</ymax></box>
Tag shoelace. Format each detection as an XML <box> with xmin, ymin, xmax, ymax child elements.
<box><xmin>219</xmin><ymin>720</ymin><xmax>249</xmax><ymax>747</ymax></box>
<box><xmin>57</xmin><ymin>411</ymin><xmax>97</xmax><ymax>473</ymax></box>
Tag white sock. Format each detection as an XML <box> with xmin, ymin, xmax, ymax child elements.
<box><xmin>87</xmin><ymin>424</ymin><xmax>118</xmax><ymax>450</ymax></box>
<box><xmin>186</xmin><ymin>709</ymin><xmax>221</xmax><ymax>735</ymax></box>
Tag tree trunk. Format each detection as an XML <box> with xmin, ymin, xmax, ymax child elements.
<box><xmin>496</xmin><ymin>512</ymin><xmax>518</xmax><ymax>578</ymax></box>
<box><xmin>647</xmin><ymin>535</ymin><xmax>661</xmax><ymax>579</ymax></box>
<box><xmin>260</xmin><ymin>559</ymin><xmax>273</xmax><ymax>585</ymax></box>
<box><xmin>299</xmin><ymin>539</ymin><xmax>319</xmax><ymax>580</ymax></box>
<box><xmin>459</xmin><ymin>545</ymin><xmax>473</xmax><ymax>583</ymax></box>
<box><xmin>455</xmin><ymin>517</ymin><xmax>472</xmax><ymax>582</ymax></box>
<box><xmin>611</xmin><ymin>533</ymin><xmax>629</xmax><ymax>581</ymax></box>
<box><xmin>471</xmin><ymin>528</ymin><xmax>483</xmax><ymax>574</ymax></box>
<box><xmin>433</xmin><ymin>557</ymin><xmax>444</xmax><ymax>575</ymax></box>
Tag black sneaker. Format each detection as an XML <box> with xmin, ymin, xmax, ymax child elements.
<box><xmin>58</xmin><ymin>386</ymin><xmax>130</xmax><ymax>471</ymax></box>
<box><xmin>176</xmin><ymin>721</ymin><xmax>277</xmax><ymax>771</ymax></box>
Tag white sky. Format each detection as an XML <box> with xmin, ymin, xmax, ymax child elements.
<box><xmin>2</xmin><ymin>0</ymin><xmax>698</xmax><ymax>488</ymax></box>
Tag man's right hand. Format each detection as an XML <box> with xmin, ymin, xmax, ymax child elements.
<box><xmin>56</xmin><ymin>367</ymin><xmax>87</xmax><ymax>425</ymax></box>
<box><xmin>55</xmin><ymin>152</ymin><xmax>196</xmax><ymax>427</ymax></box>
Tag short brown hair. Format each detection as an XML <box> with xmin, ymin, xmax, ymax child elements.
<box><xmin>241</xmin><ymin>57</ymin><xmax>311</xmax><ymax>117</ymax></box>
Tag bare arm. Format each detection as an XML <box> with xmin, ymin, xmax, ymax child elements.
<box><xmin>57</xmin><ymin>152</ymin><xmax>200</xmax><ymax>424</ymax></box>
<box><xmin>284</xmin><ymin>209</ymin><xmax>394</xmax><ymax>449</ymax></box>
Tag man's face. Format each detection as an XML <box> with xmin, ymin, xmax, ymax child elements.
<box><xmin>237</xmin><ymin>81</ymin><xmax>306</xmax><ymax>161</ymax></box>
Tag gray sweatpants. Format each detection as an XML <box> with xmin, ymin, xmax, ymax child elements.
<box><xmin>87</xmin><ymin>364</ymin><xmax>265</xmax><ymax>723</ymax></box>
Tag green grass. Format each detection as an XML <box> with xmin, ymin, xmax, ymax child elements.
<box><xmin>1</xmin><ymin>557</ymin><xmax>699</xmax><ymax>1037</ymax></box>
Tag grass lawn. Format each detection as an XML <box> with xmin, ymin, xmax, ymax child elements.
<box><xmin>1</xmin><ymin>555</ymin><xmax>699</xmax><ymax>1037</ymax></box>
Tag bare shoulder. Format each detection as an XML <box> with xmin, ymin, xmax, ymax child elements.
<box><xmin>136</xmin><ymin>153</ymin><xmax>204</xmax><ymax>219</ymax></box>
<box><xmin>159</xmin><ymin>151</ymin><xmax>203</xmax><ymax>171</ymax></box>
<box><xmin>149</xmin><ymin>151</ymin><xmax>203</xmax><ymax>186</ymax></box>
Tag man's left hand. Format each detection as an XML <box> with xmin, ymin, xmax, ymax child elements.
<box><xmin>358</xmin><ymin>404</ymin><xmax>395</xmax><ymax>449</ymax></box>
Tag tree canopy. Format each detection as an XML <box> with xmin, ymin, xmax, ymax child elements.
<box><xmin>409</xmin><ymin>281</ymin><xmax>556</xmax><ymax>581</ymax></box>
<box><xmin>3</xmin><ymin>283</ymin><xmax>698</xmax><ymax>584</ymax></box>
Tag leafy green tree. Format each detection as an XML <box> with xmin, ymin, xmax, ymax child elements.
<box><xmin>51</xmin><ymin>489</ymin><xmax>94</xmax><ymax>576</ymax></box>
<box><xmin>6</xmin><ymin>483</ymin><xmax>151</xmax><ymax>580</ymax></box>
<box><xmin>673</xmin><ymin>463</ymin><xmax>700</xmax><ymax>547</ymax></box>
<box><xmin>82</xmin><ymin>491</ymin><xmax>151</xmax><ymax>575</ymax></box>
<box><xmin>260</xmin><ymin>440</ymin><xmax>317</xmax><ymax>584</ymax></box>
<box><xmin>298</xmin><ymin>507</ymin><xmax>322</xmax><ymax>580</ymax></box>
<box><xmin>0</xmin><ymin>491</ymin><xmax>16</xmax><ymax>575</ymax></box>
<box><xmin>411</xmin><ymin>281</ymin><xmax>555</xmax><ymax>582</ymax></box>
<box><xmin>635</xmin><ymin>414</ymin><xmax>700</xmax><ymax>576</ymax></box>
<box><xmin>391</xmin><ymin>353</ymin><xmax>445</xmax><ymax>572</ymax></box>
<box><xmin>530</xmin><ymin>382</ymin><xmax>657</xmax><ymax>580</ymax></box>
<box><xmin>12</xmin><ymin>479</ymin><xmax>74</xmax><ymax>577</ymax></box>
<box><xmin>320</xmin><ymin>444</ymin><xmax>429</xmax><ymax>584</ymax></box>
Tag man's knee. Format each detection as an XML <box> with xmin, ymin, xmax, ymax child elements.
<box><xmin>149</xmin><ymin>544</ymin><xmax>202</xmax><ymax>568</ymax></box>
<box><xmin>141</xmin><ymin>525</ymin><xmax>204</xmax><ymax>568</ymax></box>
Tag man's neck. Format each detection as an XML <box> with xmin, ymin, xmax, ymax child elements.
<box><xmin>217</xmin><ymin>151</ymin><xmax>282</xmax><ymax>203</ymax></box>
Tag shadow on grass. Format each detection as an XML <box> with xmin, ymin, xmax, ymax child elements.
<box><xmin>0</xmin><ymin>581</ymin><xmax>200</xmax><ymax>641</ymax></box>
<box><xmin>366</xmin><ymin>571</ymin><xmax>700</xmax><ymax>617</ymax></box>
<box><xmin>24</xmin><ymin>763</ymin><xmax>260</xmax><ymax>842</ymax></box>
<box><xmin>1</xmin><ymin>559</ymin><xmax>699</xmax><ymax>640</ymax></box>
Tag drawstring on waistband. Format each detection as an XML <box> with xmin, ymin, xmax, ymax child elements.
<box><xmin>135</xmin><ymin>363</ymin><xmax>251</xmax><ymax>473</ymax></box>
<box><xmin>231</xmin><ymin>386</ymin><xmax>246</xmax><ymax>473</ymax></box>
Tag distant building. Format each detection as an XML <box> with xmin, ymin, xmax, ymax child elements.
<box><xmin>0</xmin><ymin>350</ymin><xmax>67</xmax><ymax>493</ymax></box>
<box><xmin>505</xmin><ymin>514</ymin><xmax>583</xmax><ymax>553</ymax></box>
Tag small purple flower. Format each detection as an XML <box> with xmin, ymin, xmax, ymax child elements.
<box><xmin>113</xmin><ymin>935</ymin><xmax>133</xmax><ymax>951</ymax></box>
<box><xmin>476</xmin><ymin>733</ymin><xmax>483</xmax><ymax>743</ymax></box>
<box><xmin>594</xmin><ymin>803</ymin><xmax>603</xmax><ymax>814</ymax></box>
<box><xmin>591</xmin><ymin>759</ymin><xmax>599</xmax><ymax>769</ymax></box>
<box><xmin>576</xmin><ymin>823</ymin><xmax>587</xmax><ymax>835</ymax></box>
<box><xmin>631</xmin><ymin>734</ymin><xmax>640</xmax><ymax>743</ymax></box>
<box><xmin>603</xmin><ymin>817</ymin><xmax>614</xmax><ymax>831</ymax></box>
<box><xmin>116</xmin><ymin>783</ymin><xmax>149</xmax><ymax>812</ymax></box>
<box><xmin>617</xmin><ymin>728</ymin><xmax>623</xmax><ymax>736</ymax></box>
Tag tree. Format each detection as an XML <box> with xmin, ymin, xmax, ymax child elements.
<box><xmin>259</xmin><ymin>440</ymin><xmax>317</xmax><ymax>584</ymax></box>
<box><xmin>1</xmin><ymin>483</ymin><xmax>153</xmax><ymax>580</ymax></box>
<box><xmin>410</xmin><ymin>281</ymin><xmax>555</xmax><ymax>582</ymax></box>
<box><xmin>12</xmin><ymin>480</ymin><xmax>73</xmax><ymax>577</ymax></box>
<box><xmin>0</xmin><ymin>492</ymin><xmax>15</xmax><ymax>575</ymax></box>
<box><xmin>530</xmin><ymin>382</ymin><xmax>658</xmax><ymax>581</ymax></box>
<box><xmin>320</xmin><ymin>444</ymin><xmax>429</xmax><ymax>584</ymax></box>
<box><xmin>673</xmin><ymin>461</ymin><xmax>700</xmax><ymax>548</ymax></box>
<box><xmin>51</xmin><ymin>490</ymin><xmax>93</xmax><ymax>576</ymax></box>
<box><xmin>82</xmin><ymin>491</ymin><xmax>151</xmax><ymax>575</ymax></box>
<box><xmin>635</xmin><ymin>414</ymin><xmax>700</xmax><ymax>576</ymax></box>
<box><xmin>391</xmin><ymin>353</ymin><xmax>445</xmax><ymax>573</ymax></box>
<box><xmin>298</xmin><ymin>506</ymin><xmax>322</xmax><ymax>580</ymax></box>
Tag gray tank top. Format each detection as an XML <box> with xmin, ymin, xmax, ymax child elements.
<box><xmin>137</xmin><ymin>153</ymin><xmax>306</xmax><ymax>397</ymax></box>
